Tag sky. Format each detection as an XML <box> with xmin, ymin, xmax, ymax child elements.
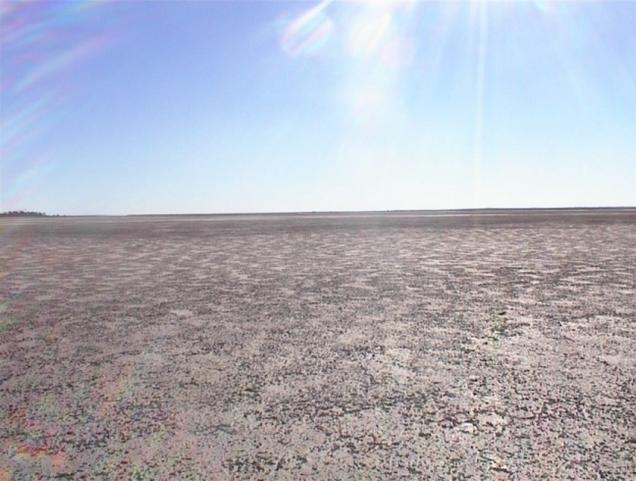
<box><xmin>1</xmin><ymin>0</ymin><xmax>635</xmax><ymax>215</ymax></box>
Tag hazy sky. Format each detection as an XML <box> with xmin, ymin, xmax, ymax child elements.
<box><xmin>1</xmin><ymin>0</ymin><xmax>635</xmax><ymax>215</ymax></box>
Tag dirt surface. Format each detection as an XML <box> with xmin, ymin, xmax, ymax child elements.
<box><xmin>1</xmin><ymin>209</ymin><xmax>635</xmax><ymax>480</ymax></box>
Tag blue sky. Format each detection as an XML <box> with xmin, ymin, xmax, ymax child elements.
<box><xmin>1</xmin><ymin>0</ymin><xmax>635</xmax><ymax>214</ymax></box>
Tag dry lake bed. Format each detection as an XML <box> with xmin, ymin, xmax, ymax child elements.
<box><xmin>1</xmin><ymin>209</ymin><xmax>634</xmax><ymax>480</ymax></box>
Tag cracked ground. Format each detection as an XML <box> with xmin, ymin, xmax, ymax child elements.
<box><xmin>1</xmin><ymin>210</ymin><xmax>635</xmax><ymax>480</ymax></box>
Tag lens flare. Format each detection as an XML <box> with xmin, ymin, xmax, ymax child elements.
<box><xmin>15</xmin><ymin>34</ymin><xmax>112</xmax><ymax>94</ymax></box>
<box><xmin>281</xmin><ymin>0</ymin><xmax>335</xmax><ymax>57</ymax></box>
<box><xmin>278</xmin><ymin>0</ymin><xmax>634</xmax><ymax>207</ymax></box>
<box><xmin>0</xmin><ymin>1</ymin><xmax>113</xmax><ymax>212</ymax></box>
<box><xmin>349</xmin><ymin>10</ymin><xmax>392</xmax><ymax>57</ymax></box>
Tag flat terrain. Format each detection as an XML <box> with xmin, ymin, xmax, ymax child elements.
<box><xmin>1</xmin><ymin>209</ymin><xmax>635</xmax><ymax>480</ymax></box>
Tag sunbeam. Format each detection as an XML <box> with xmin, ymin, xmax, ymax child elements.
<box><xmin>472</xmin><ymin>0</ymin><xmax>488</xmax><ymax>207</ymax></box>
<box><xmin>274</xmin><ymin>0</ymin><xmax>635</xmax><ymax>207</ymax></box>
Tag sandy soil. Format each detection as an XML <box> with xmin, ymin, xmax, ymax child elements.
<box><xmin>1</xmin><ymin>209</ymin><xmax>634</xmax><ymax>480</ymax></box>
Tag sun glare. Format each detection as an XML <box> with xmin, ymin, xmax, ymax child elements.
<box><xmin>277</xmin><ymin>0</ymin><xmax>571</xmax><ymax>203</ymax></box>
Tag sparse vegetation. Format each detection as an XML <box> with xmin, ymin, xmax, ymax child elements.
<box><xmin>0</xmin><ymin>302</ymin><xmax>16</xmax><ymax>333</ymax></box>
<box><xmin>0</xmin><ymin>210</ymin><xmax>47</xmax><ymax>217</ymax></box>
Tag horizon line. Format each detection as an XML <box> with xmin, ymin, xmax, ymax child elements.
<box><xmin>4</xmin><ymin>206</ymin><xmax>636</xmax><ymax>218</ymax></box>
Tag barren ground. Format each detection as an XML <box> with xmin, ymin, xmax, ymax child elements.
<box><xmin>1</xmin><ymin>209</ymin><xmax>635</xmax><ymax>480</ymax></box>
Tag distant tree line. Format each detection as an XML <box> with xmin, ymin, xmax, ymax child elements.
<box><xmin>0</xmin><ymin>210</ymin><xmax>47</xmax><ymax>217</ymax></box>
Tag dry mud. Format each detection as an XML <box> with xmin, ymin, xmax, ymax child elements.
<box><xmin>0</xmin><ymin>209</ymin><xmax>635</xmax><ymax>480</ymax></box>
